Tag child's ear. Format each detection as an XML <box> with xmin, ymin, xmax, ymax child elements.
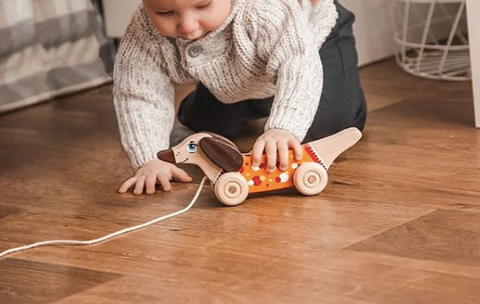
<box><xmin>199</xmin><ymin>136</ymin><xmax>243</xmax><ymax>172</ymax></box>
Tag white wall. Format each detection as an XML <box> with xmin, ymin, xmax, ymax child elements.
<box><xmin>340</xmin><ymin>0</ymin><xmax>396</xmax><ymax>66</ymax></box>
<box><xmin>103</xmin><ymin>0</ymin><xmax>141</xmax><ymax>38</ymax></box>
<box><xmin>466</xmin><ymin>0</ymin><xmax>480</xmax><ymax>127</ymax></box>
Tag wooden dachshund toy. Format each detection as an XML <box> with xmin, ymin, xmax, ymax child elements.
<box><xmin>157</xmin><ymin>127</ymin><xmax>362</xmax><ymax>206</ymax></box>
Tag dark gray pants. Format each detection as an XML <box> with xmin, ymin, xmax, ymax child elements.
<box><xmin>178</xmin><ymin>0</ymin><xmax>367</xmax><ymax>143</ymax></box>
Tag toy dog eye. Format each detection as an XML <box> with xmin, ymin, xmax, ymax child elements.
<box><xmin>187</xmin><ymin>142</ymin><xmax>198</xmax><ymax>153</ymax></box>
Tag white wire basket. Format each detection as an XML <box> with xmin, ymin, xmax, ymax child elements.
<box><xmin>394</xmin><ymin>0</ymin><xmax>471</xmax><ymax>81</ymax></box>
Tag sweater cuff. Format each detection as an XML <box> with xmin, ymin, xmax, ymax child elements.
<box><xmin>264</xmin><ymin>109</ymin><xmax>312</xmax><ymax>142</ymax></box>
<box><xmin>124</xmin><ymin>138</ymin><xmax>170</xmax><ymax>171</ymax></box>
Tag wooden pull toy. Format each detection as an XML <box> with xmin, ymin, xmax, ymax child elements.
<box><xmin>158</xmin><ymin>127</ymin><xmax>362</xmax><ymax>206</ymax></box>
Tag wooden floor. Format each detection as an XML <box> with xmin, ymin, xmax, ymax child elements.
<box><xmin>1</xmin><ymin>59</ymin><xmax>480</xmax><ymax>304</ymax></box>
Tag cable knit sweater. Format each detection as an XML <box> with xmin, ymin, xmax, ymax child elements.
<box><xmin>113</xmin><ymin>0</ymin><xmax>339</xmax><ymax>170</ymax></box>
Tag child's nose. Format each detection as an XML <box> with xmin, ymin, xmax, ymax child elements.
<box><xmin>178</xmin><ymin>17</ymin><xmax>198</xmax><ymax>35</ymax></box>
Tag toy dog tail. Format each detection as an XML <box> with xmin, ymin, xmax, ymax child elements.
<box><xmin>308</xmin><ymin>127</ymin><xmax>362</xmax><ymax>170</ymax></box>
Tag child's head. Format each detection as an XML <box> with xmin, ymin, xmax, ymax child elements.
<box><xmin>142</xmin><ymin>0</ymin><xmax>231</xmax><ymax>40</ymax></box>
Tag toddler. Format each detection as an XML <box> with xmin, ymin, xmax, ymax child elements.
<box><xmin>113</xmin><ymin>0</ymin><xmax>366</xmax><ymax>195</ymax></box>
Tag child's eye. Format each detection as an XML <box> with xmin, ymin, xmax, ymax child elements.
<box><xmin>197</xmin><ymin>2</ymin><xmax>212</xmax><ymax>10</ymax></box>
<box><xmin>156</xmin><ymin>11</ymin><xmax>174</xmax><ymax>16</ymax></box>
<box><xmin>187</xmin><ymin>142</ymin><xmax>198</xmax><ymax>153</ymax></box>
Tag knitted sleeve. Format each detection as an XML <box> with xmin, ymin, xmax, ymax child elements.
<box><xmin>113</xmin><ymin>9</ymin><xmax>175</xmax><ymax>170</ymax></box>
<box><xmin>247</xmin><ymin>0</ymin><xmax>325</xmax><ymax>142</ymax></box>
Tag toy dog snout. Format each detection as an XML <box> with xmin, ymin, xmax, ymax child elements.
<box><xmin>157</xmin><ymin>149</ymin><xmax>176</xmax><ymax>163</ymax></box>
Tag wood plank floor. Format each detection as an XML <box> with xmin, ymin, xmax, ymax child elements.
<box><xmin>1</xmin><ymin>59</ymin><xmax>479</xmax><ymax>304</ymax></box>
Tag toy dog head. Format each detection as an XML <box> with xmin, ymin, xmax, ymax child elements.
<box><xmin>157</xmin><ymin>133</ymin><xmax>243</xmax><ymax>172</ymax></box>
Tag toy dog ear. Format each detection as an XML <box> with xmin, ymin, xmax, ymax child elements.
<box><xmin>199</xmin><ymin>136</ymin><xmax>243</xmax><ymax>172</ymax></box>
<box><xmin>207</xmin><ymin>133</ymin><xmax>239</xmax><ymax>150</ymax></box>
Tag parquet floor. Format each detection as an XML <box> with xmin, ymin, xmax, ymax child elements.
<box><xmin>0</xmin><ymin>60</ymin><xmax>479</xmax><ymax>304</ymax></box>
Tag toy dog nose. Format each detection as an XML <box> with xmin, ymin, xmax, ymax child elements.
<box><xmin>157</xmin><ymin>149</ymin><xmax>176</xmax><ymax>163</ymax></box>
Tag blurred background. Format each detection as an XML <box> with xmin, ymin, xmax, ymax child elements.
<box><xmin>0</xmin><ymin>0</ymin><xmax>115</xmax><ymax>113</ymax></box>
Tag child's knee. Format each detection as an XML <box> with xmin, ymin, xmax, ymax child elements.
<box><xmin>303</xmin><ymin>97</ymin><xmax>367</xmax><ymax>143</ymax></box>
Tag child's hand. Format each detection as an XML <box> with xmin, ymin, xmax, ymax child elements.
<box><xmin>251</xmin><ymin>129</ymin><xmax>303</xmax><ymax>172</ymax></box>
<box><xmin>118</xmin><ymin>159</ymin><xmax>192</xmax><ymax>195</ymax></box>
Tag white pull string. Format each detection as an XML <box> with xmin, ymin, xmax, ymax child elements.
<box><xmin>0</xmin><ymin>176</ymin><xmax>208</xmax><ymax>259</ymax></box>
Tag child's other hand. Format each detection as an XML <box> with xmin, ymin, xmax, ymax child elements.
<box><xmin>118</xmin><ymin>159</ymin><xmax>192</xmax><ymax>195</ymax></box>
<box><xmin>251</xmin><ymin>129</ymin><xmax>303</xmax><ymax>172</ymax></box>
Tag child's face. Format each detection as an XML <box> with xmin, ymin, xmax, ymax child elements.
<box><xmin>143</xmin><ymin>0</ymin><xmax>231</xmax><ymax>40</ymax></box>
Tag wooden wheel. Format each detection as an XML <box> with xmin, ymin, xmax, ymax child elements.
<box><xmin>293</xmin><ymin>163</ymin><xmax>328</xmax><ymax>196</ymax></box>
<box><xmin>214</xmin><ymin>172</ymin><xmax>249</xmax><ymax>206</ymax></box>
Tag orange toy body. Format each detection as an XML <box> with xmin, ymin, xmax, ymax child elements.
<box><xmin>240</xmin><ymin>144</ymin><xmax>327</xmax><ymax>194</ymax></box>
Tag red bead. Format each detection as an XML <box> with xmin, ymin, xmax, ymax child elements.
<box><xmin>253</xmin><ymin>176</ymin><xmax>261</xmax><ymax>186</ymax></box>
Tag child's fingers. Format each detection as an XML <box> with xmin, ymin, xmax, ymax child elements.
<box><xmin>252</xmin><ymin>140</ymin><xmax>266</xmax><ymax>166</ymax></box>
<box><xmin>157</xmin><ymin>174</ymin><xmax>172</xmax><ymax>192</ymax></box>
<box><xmin>133</xmin><ymin>176</ymin><xmax>146</xmax><ymax>195</ymax></box>
<box><xmin>277</xmin><ymin>142</ymin><xmax>289</xmax><ymax>171</ymax></box>
<box><xmin>289</xmin><ymin>139</ymin><xmax>303</xmax><ymax>160</ymax></box>
<box><xmin>173</xmin><ymin>167</ymin><xmax>193</xmax><ymax>183</ymax></box>
<box><xmin>118</xmin><ymin>177</ymin><xmax>137</xmax><ymax>193</ymax></box>
<box><xmin>145</xmin><ymin>174</ymin><xmax>157</xmax><ymax>195</ymax></box>
<box><xmin>265</xmin><ymin>141</ymin><xmax>277</xmax><ymax>172</ymax></box>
